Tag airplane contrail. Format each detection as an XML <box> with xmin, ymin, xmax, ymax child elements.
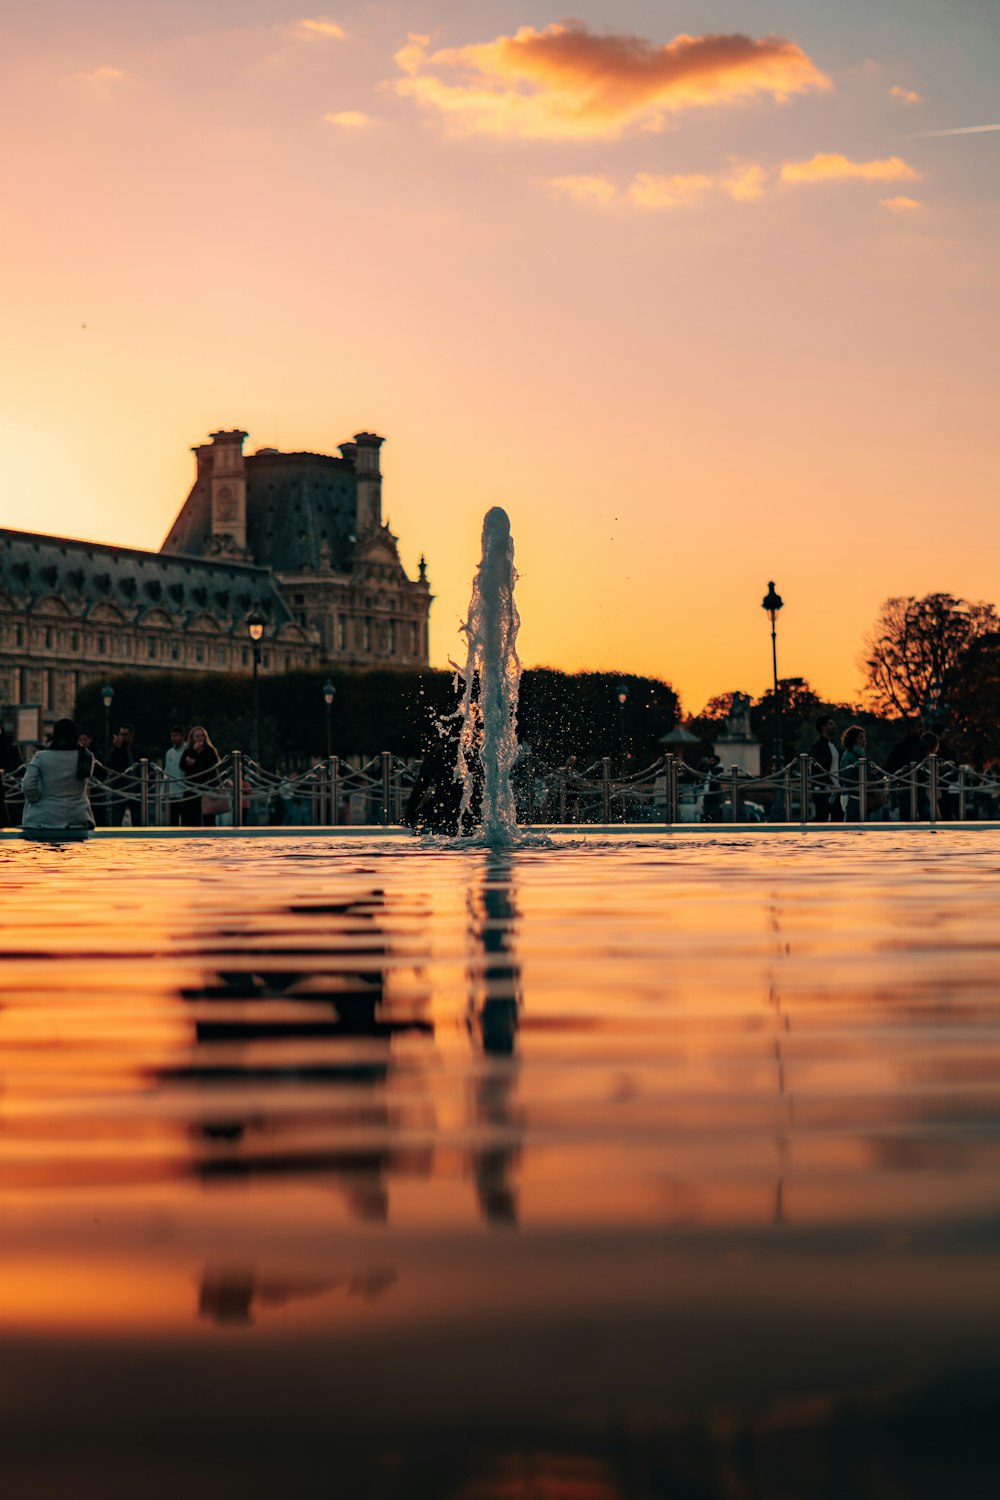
<box><xmin>907</xmin><ymin>123</ymin><xmax>1000</xmax><ymax>137</ymax></box>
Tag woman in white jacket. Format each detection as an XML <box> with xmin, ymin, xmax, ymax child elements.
<box><xmin>21</xmin><ymin>719</ymin><xmax>96</xmax><ymax>832</ymax></box>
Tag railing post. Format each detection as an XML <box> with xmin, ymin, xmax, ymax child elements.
<box><xmin>798</xmin><ymin>753</ymin><xmax>810</xmax><ymax>830</ymax></box>
<box><xmin>729</xmin><ymin>768</ymin><xmax>739</xmax><ymax>823</ymax></box>
<box><xmin>929</xmin><ymin>752</ymin><xmax>938</xmax><ymax>829</ymax></box>
<box><xmin>958</xmin><ymin>765</ymin><xmax>966</xmax><ymax>822</ymax></box>
<box><xmin>602</xmin><ymin>757</ymin><xmax>611</xmax><ymax>822</ymax></box>
<box><xmin>784</xmin><ymin>763</ymin><xmax>793</xmax><ymax>823</ymax></box>
<box><xmin>381</xmin><ymin>751</ymin><xmax>391</xmax><ymax>826</ymax></box>
<box><xmin>329</xmin><ymin>756</ymin><xmax>339</xmax><ymax>826</ymax></box>
<box><xmin>859</xmin><ymin>755</ymin><xmax>868</xmax><ymax>823</ymax></box>
<box><xmin>232</xmin><ymin>750</ymin><xmax>243</xmax><ymax>829</ymax></box>
<box><xmin>663</xmin><ymin>755</ymin><xmax>673</xmax><ymax>828</ymax></box>
<box><xmin>139</xmin><ymin>758</ymin><xmax>149</xmax><ymax>828</ymax></box>
<box><xmin>669</xmin><ymin>755</ymin><xmax>679</xmax><ymax>826</ymax></box>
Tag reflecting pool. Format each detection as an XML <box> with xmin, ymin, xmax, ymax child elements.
<box><xmin>1</xmin><ymin>831</ymin><xmax>999</xmax><ymax>1498</ymax></box>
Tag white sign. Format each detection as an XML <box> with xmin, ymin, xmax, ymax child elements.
<box><xmin>15</xmin><ymin>704</ymin><xmax>42</xmax><ymax>745</ymax></box>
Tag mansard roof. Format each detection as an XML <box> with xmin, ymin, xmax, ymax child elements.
<box><xmin>245</xmin><ymin>450</ymin><xmax>357</xmax><ymax>573</ymax></box>
<box><xmin>0</xmin><ymin>528</ymin><xmax>293</xmax><ymax>628</ymax></box>
<box><xmin>161</xmin><ymin>448</ymin><xmax>359</xmax><ymax>574</ymax></box>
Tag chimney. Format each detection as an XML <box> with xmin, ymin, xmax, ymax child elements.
<box><xmin>342</xmin><ymin>431</ymin><xmax>384</xmax><ymax>536</ymax></box>
<box><xmin>208</xmin><ymin>429</ymin><xmax>248</xmax><ymax>556</ymax></box>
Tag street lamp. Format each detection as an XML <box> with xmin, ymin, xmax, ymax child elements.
<box><xmin>100</xmin><ymin>683</ymin><xmax>114</xmax><ymax>758</ymax></box>
<box><xmin>616</xmin><ymin>681</ymin><xmax>629</xmax><ymax>774</ymax></box>
<box><xmin>322</xmin><ymin>679</ymin><xmax>336</xmax><ymax>758</ymax></box>
<box><xmin>761</xmin><ymin>581</ymin><xmax>784</xmax><ymax>770</ymax></box>
<box><xmin>246</xmin><ymin>611</ymin><xmax>265</xmax><ymax>762</ymax></box>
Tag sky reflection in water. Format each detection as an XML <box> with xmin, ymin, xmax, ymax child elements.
<box><xmin>1</xmin><ymin>832</ymin><xmax>999</xmax><ymax>1498</ymax></box>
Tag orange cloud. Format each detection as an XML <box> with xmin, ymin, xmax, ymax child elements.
<box><xmin>781</xmin><ymin>152</ymin><xmax>920</xmax><ymax>185</ymax></box>
<box><xmin>75</xmin><ymin>65</ymin><xmax>124</xmax><ymax>82</ymax></box>
<box><xmin>395</xmin><ymin>34</ymin><xmax>431</xmax><ymax>76</ymax></box>
<box><xmin>627</xmin><ymin>172</ymin><xmax>715</xmax><ymax>208</ymax></box>
<box><xmin>550</xmin><ymin>175</ymin><xmax>618</xmax><ymax>206</ymax></box>
<box><xmin>395</xmin><ymin>23</ymin><xmax>831</xmax><ymax>140</ymax></box>
<box><xmin>890</xmin><ymin>84</ymin><xmax>922</xmax><ymax>105</ymax></box>
<box><xmin>726</xmin><ymin>162</ymin><xmax>769</xmax><ymax>202</ymax></box>
<box><xmin>296</xmin><ymin>17</ymin><xmax>346</xmax><ymax>42</ymax></box>
<box><xmin>881</xmin><ymin>195</ymin><xmax>922</xmax><ymax>211</ymax></box>
<box><xmin>553</xmin><ymin>162</ymin><xmax>771</xmax><ymax>211</ymax></box>
<box><xmin>324</xmin><ymin>111</ymin><xmax>371</xmax><ymax>129</ymax></box>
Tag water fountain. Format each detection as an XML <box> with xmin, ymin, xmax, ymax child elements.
<box><xmin>453</xmin><ymin>507</ymin><xmax>522</xmax><ymax>843</ymax></box>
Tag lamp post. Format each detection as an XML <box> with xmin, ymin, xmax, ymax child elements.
<box><xmin>761</xmin><ymin>582</ymin><xmax>784</xmax><ymax>771</ymax></box>
<box><xmin>100</xmin><ymin>683</ymin><xmax>114</xmax><ymax>758</ymax></box>
<box><xmin>616</xmin><ymin>681</ymin><xmax>629</xmax><ymax>775</ymax></box>
<box><xmin>246</xmin><ymin>611</ymin><xmax>265</xmax><ymax>762</ymax></box>
<box><xmin>322</xmin><ymin>679</ymin><xmax>336</xmax><ymax>759</ymax></box>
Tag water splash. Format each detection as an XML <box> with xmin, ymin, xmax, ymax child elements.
<box><xmin>454</xmin><ymin>508</ymin><xmax>522</xmax><ymax>843</ymax></box>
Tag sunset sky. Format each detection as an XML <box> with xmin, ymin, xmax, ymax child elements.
<box><xmin>2</xmin><ymin>0</ymin><xmax>998</xmax><ymax>714</ymax></box>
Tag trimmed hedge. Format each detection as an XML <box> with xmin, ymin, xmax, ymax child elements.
<box><xmin>75</xmin><ymin>666</ymin><xmax>680</xmax><ymax>769</ymax></box>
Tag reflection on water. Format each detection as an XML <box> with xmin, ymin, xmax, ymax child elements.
<box><xmin>467</xmin><ymin>853</ymin><xmax>523</xmax><ymax>1225</ymax></box>
<box><xmin>172</xmin><ymin>887</ymin><xmax>435</xmax><ymax>1222</ymax></box>
<box><xmin>199</xmin><ymin>1263</ymin><xmax>399</xmax><ymax>1328</ymax></box>
<box><xmin>1</xmin><ymin>833</ymin><xmax>1000</xmax><ymax>1495</ymax></box>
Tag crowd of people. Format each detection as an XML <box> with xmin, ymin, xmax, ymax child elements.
<box><xmin>692</xmin><ymin>714</ymin><xmax>962</xmax><ymax>823</ymax></box>
<box><xmin>804</xmin><ymin>715</ymin><xmax>957</xmax><ymax>822</ymax></box>
<box><xmin>0</xmin><ymin>719</ymin><xmax>224</xmax><ymax>832</ymax></box>
<box><xmin>0</xmin><ymin>708</ymin><xmax>989</xmax><ymax>833</ymax></box>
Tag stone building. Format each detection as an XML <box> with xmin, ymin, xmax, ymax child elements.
<box><xmin>0</xmin><ymin>428</ymin><xmax>432</xmax><ymax>740</ymax></box>
<box><xmin>162</xmin><ymin>429</ymin><xmax>432</xmax><ymax>667</ymax></box>
<box><xmin>0</xmin><ymin>530</ymin><xmax>313</xmax><ymax>734</ymax></box>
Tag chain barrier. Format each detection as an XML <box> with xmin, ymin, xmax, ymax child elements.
<box><xmin>4</xmin><ymin>749</ymin><xmax>1000</xmax><ymax>827</ymax></box>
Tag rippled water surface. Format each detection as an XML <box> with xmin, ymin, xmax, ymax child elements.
<box><xmin>2</xmin><ymin>831</ymin><xmax>1000</xmax><ymax>1498</ymax></box>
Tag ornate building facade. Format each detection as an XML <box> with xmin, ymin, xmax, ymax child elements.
<box><xmin>0</xmin><ymin>428</ymin><xmax>432</xmax><ymax>739</ymax></box>
<box><xmin>163</xmin><ymin>429</ymin><xmax>431</xmax><ymax>667</ymax></box>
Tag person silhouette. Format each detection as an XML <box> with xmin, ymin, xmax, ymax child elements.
<box><xmin>21</xmin><ymin>718</ymin><xmax>96</xmax><ymax>834</ymax></box>
<box><xmin>403</xmin><ymin>718</ymin><xmax>465</xmax><ymax>834</ymax></box>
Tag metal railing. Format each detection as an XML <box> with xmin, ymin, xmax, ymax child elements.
<box><xmin>3</xmin><ymin>749</ymin><xmax>999</xmax><ymax>828</ymax></box>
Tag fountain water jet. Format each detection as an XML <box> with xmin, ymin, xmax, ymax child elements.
<box><xmin>454</xmin><ymin>507</ymin><xmax>522</xmax><ymax>844</ymax></box>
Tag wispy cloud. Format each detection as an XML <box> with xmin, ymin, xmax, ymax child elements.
<box><xmin>551</xmin><ymin>154</ymin><xmax>927</xmax><ymax>213</ymax></box>
<box><xmin>890</xmin><ymin>85</ymin><xmax>922</xmax><ymax>105</ymax></box>
<box><xmin>324</xmin><ymin>110</ymin><xmax>372</xmax><ymax>129</ymax></box>
<box><xmin>552</xmin><ymin>161</ymin><xmax>770</xmax><ymax>210</ymax></box>
<box><xmin>395</xmin><ymin>23</ymin><xmax>831</xmax><ymax>140</ymax></box>
<box><xmin>781</xmin><ymin>152</ymin><xmax>919</xmax><ymax>184</ymax></box>
<box><xmin>627</xmin><ymin>172</ymin><xmax>716</xmax><ymax>209</ymax></box>
<box><xmin>75</xmin><ymin>65</ymin><xmax>125</xmax><ymax>83</ymax></box>
<box><xmin>726</xmin><ymin>162</ymin><xmax>769</xmax><ymax>202</ymax></box>
<box><xmin>551</xmin><ymin>175</ymin><xmax>618</xmax><ymax>207</ymax></box>
<box><xmin>295</xmin><ymin>17</ymin><xmax>346</xmax><ymax>42</ymax></box>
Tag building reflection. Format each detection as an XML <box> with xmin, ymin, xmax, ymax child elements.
<box><xmin>466</xmin><ymin>852</ymin><xmax>524</xmax><ymax>1227</ymax></box>
<box><xmin>162</xmin><ymin>860</ymin><xmax>527</xmax><ymax>1326</ymax></box>
<box><xmin>160</xmin><ymin>889</ymin><xmax>436</xmax><ymax>1224</ymax></box>
<box><xmin>767</xmin><ymin>892</ymin><xmax>793</xmax><ymax>1226</ymax></box>
<box><xmin>198</xmin><ymin>1263</ymin><xmax>398</xmax><ymax>1328</ymax></box>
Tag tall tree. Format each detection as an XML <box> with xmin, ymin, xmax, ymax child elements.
<box><xmin>863</xmin><ymin>593</ymin><xmax>1000</xmax><ymax>762</ymax></box>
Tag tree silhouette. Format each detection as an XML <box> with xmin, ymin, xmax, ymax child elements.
<box><xmin>863</xmin><ymin>593</ymin><xmax>1000</xmax><ymax>763</ymax></box>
